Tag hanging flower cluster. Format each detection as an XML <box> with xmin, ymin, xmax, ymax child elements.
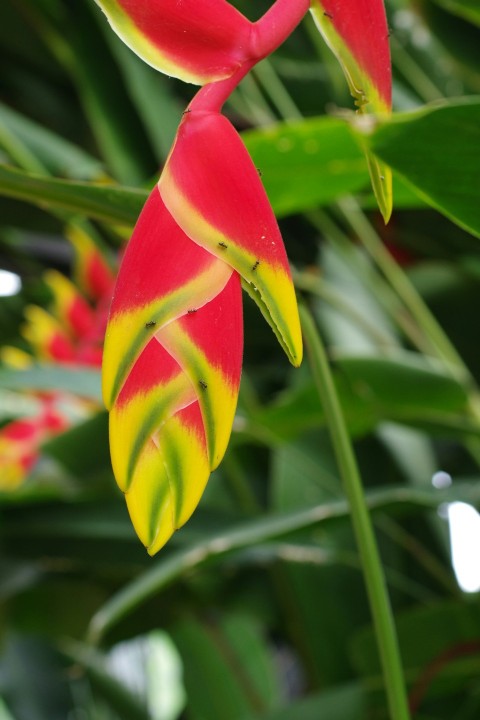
<box><xmin>95</xmin><ymin>0</ymin><xmax>392</xmax><ymax>554</ymax></box>
<box><xmin>0</xmin><ymin>228</ymin><xmax>115</xmax><ymax>488</ymax></box>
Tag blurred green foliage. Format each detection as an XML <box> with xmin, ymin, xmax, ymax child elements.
<box><xmin>1</xmin><ymin>0</ymin><xmax>480</xmax><ymax>718</ymax></box>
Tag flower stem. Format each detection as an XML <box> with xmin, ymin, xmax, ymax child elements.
<box><xmin>300</xmin><ymin>304</ymin><xmax>411</xmax><ymax>720</ymax></box>
<box><xmin>189</xmin><ymin>0</ymin><xmax>309</xmax><ymax>115</ymax></box>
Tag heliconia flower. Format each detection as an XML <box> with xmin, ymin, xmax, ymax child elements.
<box><xmin>22</xmin><ymin>306</ymin><xmax>77</xmax><ymax>363</ymax></box>
<box><xmin>67</xmin><ymin>223</ymin><xmax>116</xmax><ymax>302</ymax></box>
<box><xmin>309</xmin><ymin>0</ymin><xmax>393</xmax><ymax>220</ymax></box>
<box><xmin>93</xmin><ymin>0</ymin><xmax>254</xmax><ymax>85</ymax></box>
<box><xmin>44</xmin><ymin>270</ymin><xmax>95</xmax><ymax>340</ymax></box>
<box><xmin>103</xmin><ymin>187</ymin><xmax>243</xmax><ymax>554</ymax></box>
<box><xmin>0</xmin><ymin>402</ymin><xmax>67</xmax><ymax>490</ymax></box>
<box><xmin>0</xmin><ymin>346</ymin><xmax>33</xmax><ymax>369</ymax></box>
<box><xmin>159</xmin><ymin>109</ymin><xmax>303</xmax><ymax>367</ymax></box>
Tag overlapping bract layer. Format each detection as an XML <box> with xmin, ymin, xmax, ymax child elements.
<box><xmin>310</xmin><ymin>0</ymin><xmax>392</xmax><ymax>220</ymax></box>
<box><xmin>0</xmin><ymin>403</ymin><xmax>67</xmax><ymax>490</ymax></box>
<box><xmin>1</xmin><ymin>225</ymin><xmax>114</xmax><ymax>489</ymax></box>
<box><xmin>93</xmin><ymin>0</ymin><xmax>253</xmax><ymax>85</ymax></box>
<box><xmin>103</xmin><ymin>108</ymin><xmax>303</xmax><ymax>553</ymax></box>
<box><xmin>160</xmin><ymin>110</ymin><xmax>303</xmax><ymax>367</ymax></box>
<box><xmin>103</xmin><ymin>186</ymin><xmax>244</xmax><ymax>553</ymax></box>
<box><xmin>310</xmin><ymin>0</ymin><xmax>391</xmax><ymax>113</ymax></box>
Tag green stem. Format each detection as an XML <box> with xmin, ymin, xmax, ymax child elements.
<box><xmin>292</xmin><ymin>266</ymin><xmax>396</xmax><ymax>348</ymax></box>
<box><xmin>85</xmin><ymin>480</ymin><xmax>479</xmax><ymax>645</ymax></box>
<box><xmin>252</xmin><ymin>59</ymin><xmax>303</xmax><ymax>120</ymax></box>
<box><xmin>390</xmin><ymin>36</ymin><xmax>444</xmax><ymax>104</ymax></box>
<box><xmin>308</xmin><ymin>208</ymin><xmax>435</xmax><ymax>354</ymax></box>
<box><xmin>337</xmin><ymin>197</ymin><xmax>468</xmax><ymax>375</ymax></box>
<box><xmin>300</xmin><ymin>304</ymin><xmax>410</xmax><ymax>720</ymax></box>
<box><xmin>335</xmin><ymin>198</ymin><xmax>480</xmax><ymax>465</ymax></box>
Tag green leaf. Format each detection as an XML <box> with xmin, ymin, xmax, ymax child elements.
<box><xmin>351</xmin><ymin>599</ymin><xmax>480</xmax><ymax>704</ymax></box>
<box><xmin>60</xmin><ymin>640</ymin><xmax>151</xmax><ymax>720</ymax></box>
<box><xmin>88</xmin><ymin>480</ymin><xmax>480</xmax><ymax>643</ymax></box>
<box><xmin>264</xmin><ymin>683</ymin><xmax>365</xmax><ymax>720</ymax></box>
<box><xmin>0</xmin><ymin>364</ymin><xmax>102</xmax><ymax>401</ymax></box>
<box><xmin>357</xmin><ymin>98</ymin><xmax>480</xmax><ymax>238</ymax></box>
<box><xmin>43</xmin><ymin>412</ymin><xmax>111</xmax><ymax>481</ymax></box>
<box><xmin>173</xmin><ymin>614</ymin><xmax>279</xmax><ymax>720</ymax></box>
<box><xmin>253</xmin><ymin>352</ymin><xmax>470</xmax><ymax>441</ymax></box>
<box><xmin>431</xmin><ymin>0</ymin><xmax>480</xmax><ymax>26</ymax></box>
<box><xmin>242</xmin><ymin>116</ymin><xmax>370</xmax><ymax>217</ymax></box>
<box><xmin>0</xmin><ymin>165</ymin><xmax>146</xmax><ymax>226</ymax></box>
<box><xmin>0</xmin><ymin>102</ymin><xmax>105</xmax><ymax>180</ymax></box>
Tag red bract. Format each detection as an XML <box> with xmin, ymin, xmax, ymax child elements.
<box><xmin>1</xmin><ymin>226</ymin><xmax>115</xmax><ymax>488</ymax></box>
<box><xmin>103</xmin><ymin>186</ymin><xmax>244</xmax><ymax>554</ymax></box>
<box><xmin>310</xmin><ymin>0</ymin><xmax>391</xmax><ymax>113</ymax></box>
<box><xmin>159</xmin><ymin>109</ymin><xmax>302</xmax><ymax>366</ymax></box>
<box><xmin>93</xmin><ymin>0</ymin><xmax>254</xmax><ymax>84</ymax></box>
<box><xmin>0</xmin><ymin>402</ymin><xmax>67</xmax><ymax>490</ymax></box>
<box><xmin>97</xmin><ymin>0</ymin><xmax>392</xmax><ymax>553</ymax></box>
<box><xmin>310</xmin><ymin>0</ymin><xmax>393</xmax><ymax>220</ymax></box>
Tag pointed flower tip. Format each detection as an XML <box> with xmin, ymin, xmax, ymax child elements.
<box><xmin>366</xmin><ymin>154</ymin><xmax>393</xmax><ymax>224</ymax></box>
<box><xmin>159</xmin><ymin>110</ymin><xmax>302</xmax><ymax>370</ymax></box>
<box><xmin>93</xmin><ymin>0</ymin><xmax>253</xmax><ymax>85</ymax></box>
<box><xmin>310</xmin><ymin>0</ymin><xmax>392</xmax><ymax>115</ymax></box>
<box><xmin>121</xmin><ymin>399</ymin><xmax>211</xmax><ymax>556</ymax></box>
<box><xmin>104</xmin><ymin>189</ymin><xmax>244</xmax><ymax>551</ymax></box>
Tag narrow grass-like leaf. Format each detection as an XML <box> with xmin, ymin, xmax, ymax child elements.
<box><xmin>88</xmin><ymin>480</ymin><xmax>480</xmax><ymax>643</ymax></box>
<box><xmin>0</xmin><ymin>165</ymin><xmax>146</xmax><ymax>226</ymax></box>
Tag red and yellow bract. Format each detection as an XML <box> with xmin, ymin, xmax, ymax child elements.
<box><xmin>310</xmin><ymin>0</ymin><xmax>393</xmax><ymax>220</ymax></box>
<box><xmin>103</xmin><ymin>184</ymin><xmax>245</xmax><ymax>555</ymax></box>
<box><xmin>0</xmin><ymin>224</ymin><xmax>114</xmax><ymax>489</ymax></box>
<box><xmin>97</xmin><ymin>0</ymin><xmax>392</xmax><ymax>553</ymax></box>
<box><xmin>93</xmin><ymin>0</ymin><xmax>254</xmax><ymax>85</ymax></box>
<box><xmin>159</xmin><ymin>110</ymin><xmax>302</xmax><ymax>366</ymax></box>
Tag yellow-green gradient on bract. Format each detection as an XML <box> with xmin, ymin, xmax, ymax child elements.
<box><xmin>93</xmin><ymin>0</ymin><xmax>253</xmax><ymax>85</ymax></box>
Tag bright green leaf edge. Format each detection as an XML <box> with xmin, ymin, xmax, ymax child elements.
<box><xmin>356</xmin><ymin>97</ymin><xmax>480</xmax><ymax>239</ymax></box>
<box><xmin>0</xmin><ymin>164</ymin><xmax>147</xmax><ymax>226</ymax></box>
<box><xmin>0</xmin><ymin>117</ymin><xmax>426</xmax><ymax>229</ymax></box>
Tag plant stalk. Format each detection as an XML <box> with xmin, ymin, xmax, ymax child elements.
<box><xmin>300</xmin><ymin>304</ymin><xmax>411</xmax><ymax>720</ymax></box>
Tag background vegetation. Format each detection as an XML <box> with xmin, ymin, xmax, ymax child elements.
<box><xmin>0</xmin><ymin>0</ymin><xmax>480</xmax><ymax>718</ymax></box>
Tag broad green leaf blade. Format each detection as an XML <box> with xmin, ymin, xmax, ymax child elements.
<box><xmin>242</xmin><ymin>116</ymin><xmax>370</xmax><ymax>217</ymax></box>
<box><xmin>358</xmin><ymin>98</ymin><xmax>480</xmax><ymax>238</ymax></box>
<box><xmin>0</xmin><ymin>165</ymin><xmax>146</xmax><ymax>226</ymax></box>
<box><xmin>264</xmin><ymin>684</ymin><xmax>365</xmax><ymax>720</ymax></box>
<box><xmin>309</xmin><ymin>0</ymin><xmax>392</xmax><ymax>221</ymax></box>
<box><xmin>253</xmin><ymin>352</ymin><xmax>470</xmax><ymax>441</ymax></box>
<box><xmin>173</xmin><ymin>614</ymin><xmax>280</xmax><ymax>720</ymax></box>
